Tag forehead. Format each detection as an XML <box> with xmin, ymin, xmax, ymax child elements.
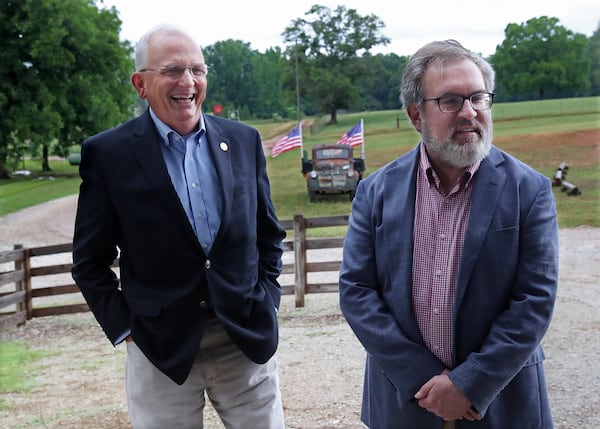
<box><xmin>423</xmin><ymin>58</ymin><xmax>485</xmax><ymax>95</ymax></box>
<box><xmin>147</xmin><ymin>31</ymin><xmax>204</xmax><ymax>64</ymax></box>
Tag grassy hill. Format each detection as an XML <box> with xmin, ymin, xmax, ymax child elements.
<box><xmin>1</xmin><ymin>97</ymin><xmax>598</xmax><ymax>229</ymax></box>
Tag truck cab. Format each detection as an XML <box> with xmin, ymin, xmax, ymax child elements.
<box><xmin>301</xmin><ymin>144</ymin><xmax>365</xmax><ymax>202</ymax></box>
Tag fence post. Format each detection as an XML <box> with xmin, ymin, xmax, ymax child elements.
<box><xmin>24</xmin><ymin>246</ymin><xmax>32</xmax><ymax>321</ymax></box>
<box><xmin>293</xmin><ymin>213</ymin><xmax>307</xmax><ymax>308</ymax></box>
<box><xmin>13</xmin><ymin>244</ymin><xmax>32</xmax><ymax>325</ymax></box>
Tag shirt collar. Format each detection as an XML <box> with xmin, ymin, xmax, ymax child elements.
<box><xmin>418</xmin><ymin>142</ymin><xmax>481</xmax><ymax>190</ymax></box>
<box><xmin>149</xmin><ymin>108</ymin><xmax>206</xmax><ymax>147</ymax></box>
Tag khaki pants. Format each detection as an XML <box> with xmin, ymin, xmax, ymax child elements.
<box><xmin>125</xmin><ymin>319</ymin><xmax>285</xmax><ymax>429</ymax></box>
<box><xmin>442</xmin><ymin>422</ymin><xmax>456</xmax><ymax>429</ymax></box>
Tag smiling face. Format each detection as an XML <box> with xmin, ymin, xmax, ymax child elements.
<box><xmin>407</xmin><ymin>57</ymin><xmax>492</xmax><ymax>169</ymax></box>
<box><xmin>131</xmin><ymin>29</ymin><xmax>206</xmax><ymax>135</ymax></box>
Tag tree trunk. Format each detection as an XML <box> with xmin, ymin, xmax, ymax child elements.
<box><xmin>328</xmin><ymin>109</ymin><xmax>338</xmax><ymax>125</ymax></box>
<box><xmin>0</xmin><ymin>162</ymin><xmax>10</xmax><ymax>179</ymax></box>
<box><xmin>42</xmin><ymin>145</ymin><xmax>52</xmax><ymax>172</ymax></box>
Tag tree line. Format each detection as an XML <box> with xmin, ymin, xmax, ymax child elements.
<box><xmin>1</xmin><ymin>1</ymin><xmax>598</xmax><ymax>177</ymax></box>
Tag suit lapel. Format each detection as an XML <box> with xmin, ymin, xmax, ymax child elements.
<box><xmin>203</xmin><ymin>117</ymin><xmax>234</xmax><ymax>244</ymax></box>
<box><xmin>455</xmin><ymin>148</ymin><xmax>507</xmax><ymax>305</ymax></box>
<box><xmin>382</xmin><ymin>147</ymin><xmax>419</xmax><ymax>320</ymax></box>
<box><xmin>128</xmin><ymin>112</ymin><xmax>200</xmax><ymax>245</ymax></box>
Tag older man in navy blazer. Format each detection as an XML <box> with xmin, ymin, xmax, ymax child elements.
<box><xmin>72</xmin><ymin>25</ymin><xmax>286</xmax><ymax>428</ymax></box>
<box><xmin>339</xmin><ymin>40</ymin><xmax>558</xmax><ymax>429</ymax></box>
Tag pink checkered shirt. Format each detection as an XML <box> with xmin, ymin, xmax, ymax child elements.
<box><xmin>412</xmin><ymin>143</ymin><xmax>480</xmax><ymax>368</ymax></box>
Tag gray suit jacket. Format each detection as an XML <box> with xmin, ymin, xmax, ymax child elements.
<box><xmin>339</xmin><ymin>144</ymin><xmax>558</xmax><ymax>428</ymax></box>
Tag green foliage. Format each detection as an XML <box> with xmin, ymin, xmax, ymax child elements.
<box><xmin>4</xmin><ymin>3</ymin><xmax>598</xmax><ymax>182</ymax></box>
<box><xmin>589</xmin><ymin>23</ymin><xmax>600</xmax><ymax>95</ymax></box>
<box><xmin>282</xmin><ymin>4</ymin><xmax>390</xmax><ymax>123</ymax></box>
<box><xmin>0</xmin><ymin>0</ymin><xmax>136</xmax><ymax>175</ymax></box>
<box><xmin>283</xmin><ymin>5</ymin><xmax>390</xmax><ymax>60</ymax></box>
<box><xmin>493</xmin><ymin>16</ymin><xmax>591</xmax><ymax>101</ymax></box>
<box><xmin>0</xmin><ymin>341</ymin><xmax>45</xmax><ymax>394</ymax></box>
<box><xmin>204</xmin><ymin>40</ymin><xmax>255</xmax><ymax>117</ymax></box>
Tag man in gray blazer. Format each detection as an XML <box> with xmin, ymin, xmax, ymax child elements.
<box><xmin>339</xmin><ymin>40</ymin><xmax>558</xmax><ymax>429</ymax></box>
<box><xmin>72</xmin><ymin>25</ymin><xmax>286</xmax><ymax>428</ymax></box>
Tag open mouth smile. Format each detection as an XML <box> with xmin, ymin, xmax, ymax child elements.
<box><xmin>171</xmin><ymin>94</ymin><xmax>195</xmax><ymax>103</ymax></box>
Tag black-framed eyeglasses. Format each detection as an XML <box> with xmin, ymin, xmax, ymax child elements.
<box><xmin>423</xmin><ymin>92</ymin><xmax>495</xmax><ymax>113</ymax></box>
<box><xmin>139</xmin><ymin>64</ymin><xmax>210</xmax><ymax>78</ymax></box>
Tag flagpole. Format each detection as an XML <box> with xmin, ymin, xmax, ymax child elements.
<box><xmin>295</xmin><ymin>41</ymin><xmax>302</xmax><ymax>158</ymax></box>
<box><xmin>360</xmin><ymin>118</ymin><xmax>365</xmax><ymax>160</ymax></box>
<box><xmin>298</xmin><ymin>121</ymin><xmax>303</xmax><ymax>154</ymax></box>
<box><xmin>295</xmin><ymin>42</ymin><xmax>301</xmax><ymax>124</ymax></box>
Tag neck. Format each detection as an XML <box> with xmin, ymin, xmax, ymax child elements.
<box><xmin>427</xmin><ymin>153</ymin><xmax>467</xmax><ymax>193</ymax></box>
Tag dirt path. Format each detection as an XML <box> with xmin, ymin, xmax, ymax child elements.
<box><xmin>1</xmin><ymin>196</ymin><xmax>599</xmax><ymax>428</ymax></box>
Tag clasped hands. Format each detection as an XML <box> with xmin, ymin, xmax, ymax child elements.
<box><xmin>414</xmin><ymin>369</ymin><xmax>482</xmax><ymax>422</ymax></box>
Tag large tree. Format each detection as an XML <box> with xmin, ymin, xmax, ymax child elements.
<box><xmin>589</xmin><ymin>20</ymin><xmax>600</xmax><ymax>96</ymax></box>
<box><xmin>282</xmin><ymin>4</ymin><xmax>390</xmax><ymax>124</ymax></box>
<box><xmin>203</xmin><ymin>40</ymin><xmax>255</xmax><ymax>119</ymax></box>
<box><xmin>492</xmin><ymin>16</ymin><xmax>590</xmax><ymax>101</ymax></box>
<box><xmin>0</xmin><ymin>0</ymin><xmax>135</xmax><ymax>177</ymax></box>
<box><xmin>203</xmin><ymin>40</ymin><xmax>288</xmax><ymax>120</ymax></box>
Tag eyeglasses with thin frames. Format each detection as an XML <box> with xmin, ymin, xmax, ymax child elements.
<box><xmin>423</xmin><ymin>92</ymin><xmax>495</xmax><ymax>113</ymax></box>
<box><xmin>139</xmin><ymin>64</ymin><xmax>210</xmax><ymax>78</ymax></box>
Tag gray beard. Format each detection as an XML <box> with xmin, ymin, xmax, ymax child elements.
<box><xmin>422</xmin><ymin>120</ymin><xmax>492</xmax><ymax>168</ymax></box>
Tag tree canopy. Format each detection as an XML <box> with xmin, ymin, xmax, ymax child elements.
<box><xmin>589</xmin><ymin>21</ymin><xmax>600</xmax><ymax>95</ymax></box>
<box><xmin>203</xmin><ymin>41</ymin><xmax>289</xmax><ymax>121</ymax></box>
<box><xmin>1</xmin><ymin>3</ymin><xmax>598</xmax><ymax>178</ymax></box>
<box><xmin>0</xmin><ymin>0</ymin><xmax>135</xmax><ymax>177</ymax></box>
<box><xmin>282</xmin><ymin>4</ymin><xmax>390</xmax><ymax>123</ymax></box>
<box><xmin>492</xmin><ymin>16</ymin><xmax>591</xmax><ymax>101</ymax></box>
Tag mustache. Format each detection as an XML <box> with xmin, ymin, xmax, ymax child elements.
<box><xmin>452</xmin><ymin>120</ymin><xmax>482</xmax><ymax>135</ymax></box>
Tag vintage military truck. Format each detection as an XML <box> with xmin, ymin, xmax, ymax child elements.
<box><xmin>301</xmin><ymin>144</ymin><xmax>365</xmax><ymax>202</ymax></box>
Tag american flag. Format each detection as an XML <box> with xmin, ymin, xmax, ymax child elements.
<box><xmin>337</xmin><ymin>120</ymin><xmax>364</xmax><ymax>146</ymax></box>
<box><xmin>271</xmin><ymin>123</ymin><xmax>302</xmax><ymax>157</ymax></box>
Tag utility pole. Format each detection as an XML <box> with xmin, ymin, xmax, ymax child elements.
<box><xmin>295</xmin><ymin>42</ymin><xmax>301</xmax><ymax>124</ymax></box>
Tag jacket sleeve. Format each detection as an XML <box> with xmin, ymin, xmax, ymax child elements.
<box><xmin>254</xmin><ymin>130</ymin><xmax>286</xmax><ymax>308</ymax></box>
<box><xmin>449</xmin><ymin>171</ymin><xmax>559</xmax><ymax>415</ymax></box>
<box><xmin>71</xmin><ymin>137</ymin><xmax>130</xmax><ymax>345</ymax></box>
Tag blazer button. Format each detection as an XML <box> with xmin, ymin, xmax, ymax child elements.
<box><xmin>199</xmin><ymin>300</ymin><xmax>208</xmax><ymax>309</ymax></box>
<box><xmin>204</xmin><ymin>260</ymin><xmax>211</xmax><ymax>269</ymax></box>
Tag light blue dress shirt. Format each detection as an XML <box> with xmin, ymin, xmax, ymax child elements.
<box><xmin>149</xmin><ymin>109</ymin><xmax>222</xmax><ymax>254</ymax></box>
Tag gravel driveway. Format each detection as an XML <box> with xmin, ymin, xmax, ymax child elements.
<box><xmin>1</xmin><ymin>195</ymin><xmax>598</xmax><ymax>428</ymax></box>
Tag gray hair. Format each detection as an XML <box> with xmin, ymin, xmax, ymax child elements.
<box><xmin>399</xmin><ymin>39</ymin><xmax>495</xmax><ymax>109</ymax></box>
<box><xmin>134</xmin><ymin>24</ymin><xmax>199</xmax><ymax>71</ymax></box>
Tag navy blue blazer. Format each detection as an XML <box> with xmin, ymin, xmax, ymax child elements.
<box><xmin>72</xmin><ymin>111</ymin><xmax>286</xmax><ymax>385</ymax></box>
<box><xmin>339</xmin><ymin>144</ymin><xmax>558</xmax><ymax>428</ymax></box>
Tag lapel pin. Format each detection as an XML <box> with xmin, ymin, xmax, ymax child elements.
<box><xmin>219</xmin><ymin>142</ymin><xmax>229</xmax><ymax>152</ymax></box>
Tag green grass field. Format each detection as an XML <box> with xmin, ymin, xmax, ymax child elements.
<box><xmin>0</xmin><ymin>341</ymin><xmax>46</xmax><ymax>399</ymax></box>
<box><xmin>1</xmin><ymin>97</ymin><xmax>598</xmax><ymax>228</ymax></box>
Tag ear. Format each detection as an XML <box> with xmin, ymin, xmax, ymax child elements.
<box><xmin>406</xmin><ymin>104</ymin><xmax>422</xmax><ymax>132</ymax></box>
<box><xmin>131</xmin><ymin>72</ymin><xmax>147</xmax><ymax>99</ymax></box>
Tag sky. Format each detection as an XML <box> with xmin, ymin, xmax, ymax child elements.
<box><xmin>101</xmin><ymin>0</ymin><xmax>598</xmax><ymax>57</ymax></box>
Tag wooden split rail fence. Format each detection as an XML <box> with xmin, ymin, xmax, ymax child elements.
<box><xmin>0</xmin><ymin>214</ymin><xmax>348</xmax><ymax>330</ymax></box>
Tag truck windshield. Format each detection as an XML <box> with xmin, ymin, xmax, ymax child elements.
<box><xmin>314</xmin><ymin>148</ymin><xmax>350</xmax><ymax>159</ymax></box>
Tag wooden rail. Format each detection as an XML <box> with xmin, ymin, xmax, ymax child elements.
<box><xmin>0</xmin><ymin>214</ymin><xmax>348</xmax><ymax>329</ymax></box>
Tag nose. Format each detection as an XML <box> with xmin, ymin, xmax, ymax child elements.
<box><xmin>458</xmin><ymin>98</ymin><xmax>478</xmax><ymax>118</ymax></box>
<box><xmin>178</xmin><ymin>68</ymin><xmax>196</xmax><ymax>84</ymax></box>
